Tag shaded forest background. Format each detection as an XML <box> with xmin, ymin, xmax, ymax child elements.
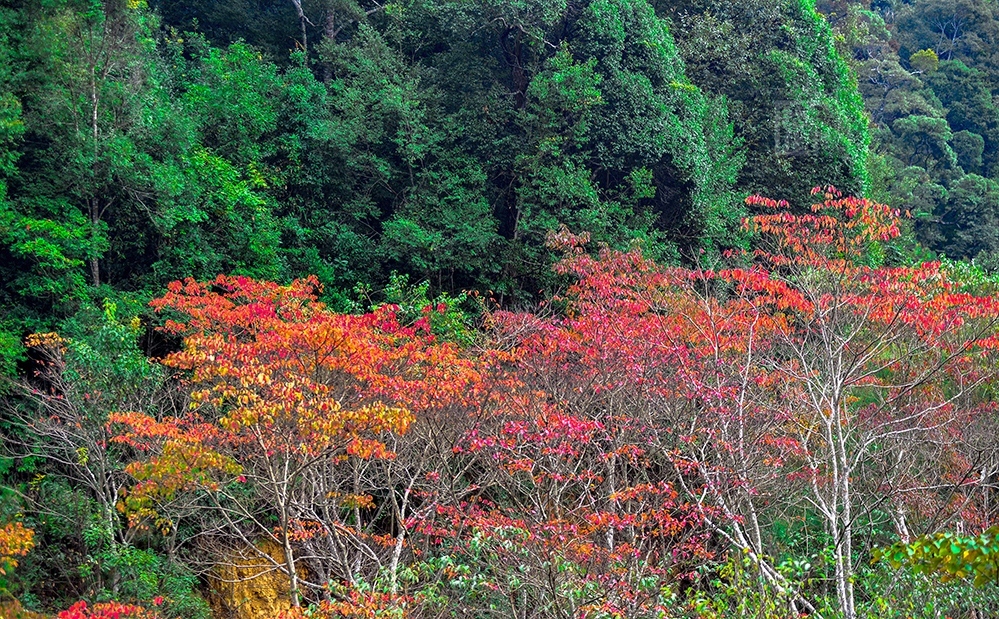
<box><xmin>5</xmin><ymin>0</ymin><xmax>999</xmax><ymax>368</ymax></box>
<box><xmin>3</xmin><ymin>0</ymin><xmax>999</xmax><ymax>616</ymax></box>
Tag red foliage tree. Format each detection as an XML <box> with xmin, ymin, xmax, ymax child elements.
<box><xmin>57</xmin><ymin>601</ymin><xmax>157</xmax><ymax>619</ymax></box>
<box><xmin>482</xmin><ymin>189</ymin><xmax>999</xmax><ymax>617</ymax></box>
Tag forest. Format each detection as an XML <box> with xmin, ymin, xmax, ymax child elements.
<box><xmin>2</xmin><ymin>0</ymin><xmax>999</xmax><ymax>617</ymax></box>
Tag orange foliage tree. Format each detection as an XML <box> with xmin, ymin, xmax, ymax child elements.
<box><xmin>113</xmin><ymin>275</ymin><xmax>485</xmax><ymax>607</ymax></box>
<box><xmin>0</xmin><ymin>521</ymin><xmax>34</xmax><ymax>576</ymax></box>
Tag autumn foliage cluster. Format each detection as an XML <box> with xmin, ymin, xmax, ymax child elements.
<box><xmin>11</xmin><ymin>190</ymin><xmax>999</xmax><ymax>618</ymax></box>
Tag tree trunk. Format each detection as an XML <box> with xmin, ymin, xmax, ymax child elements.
<box><xmin>89</xmin><ymin>255</ymin><xmax>100</xmax><ymax>287</ymax></box>
<box><xmin>281</xmin><ymin>507</ymin><xmax>300</xmax><ymax>607</ymax></box>
<box><xmin>322</xmin><ymin>10</ymin><xmax>336</xmax><ymax>82</ymax></box>
<box><xmin>832</xmin><ymin>407</ymin><xmax>855</xmax><ymax>619</ymax></box>
<box><xmin>89</xmin><ymin>64</ymin><xmax>101</xmax><ymax>288</ymax></box>
<box><xmin>388</xmin><ymin>484</ymin><xmax>406</xmax><ymax>594</ymax></box>
<box><xmin>289</xmin><ymin>0</ymin><xmax>309</xmax><ymax>53</ymax></box>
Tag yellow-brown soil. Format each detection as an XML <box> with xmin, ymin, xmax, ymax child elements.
<box><xmin>207</xmin><ymin>541</ymin><xmax>296</xmax><ymax>619</ymax></box>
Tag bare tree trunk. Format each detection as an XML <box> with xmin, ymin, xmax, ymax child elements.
<box><xmin>322</xmin><ymin>10</ymin><xmax>336</xmax><ymax>82</ymax></box>
<box><xmin>288</xmin><ymin>0</ymin><xmax>309</xmax><ymax>53</ymax></box>
<box><xmin>89</xmin><ymin>64</ymin><xmax>101</xmax><ymax>287</ymax></box>
<box><xmin>281</xmin><ymin>506</ymin><xmax>301</xmax><ymax>607</ymax></box>
<box><xmin>89</xmin><ymin>256</ymin><xmax>101</xmax><ymax>287</ymax></box>
<box><xmin>821</xmin><ymin>382</ymin><xmax>855</xmax><ymax>619</ymax></box>
<box><xmin>387</xmin><ymin>472</ymin><xmax>403</xmax><ymax>594</ymax></box>
<box><xmin>605</xmin><ymin>452</ymin><xmax>616</xmax><ymax>551</ymax></box>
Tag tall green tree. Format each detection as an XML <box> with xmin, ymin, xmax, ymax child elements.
<box><xmin>325</xmin><ymin>0</ymin><xmax>743</xmax><ymax>296</ymax></box>
<box><xmin>0</xmin><ymin>4</ymin><xmax>29</xmax><ymax>378</ymax></box>
<box><xmin>925</xmin><ymin>60</ymin><xmax>999</xmax><ymax>177</ymax></box>
<box><xmin>663</xmin><ymin>0</ymin><xmax>870</xmax><ymax>206</ymax></box>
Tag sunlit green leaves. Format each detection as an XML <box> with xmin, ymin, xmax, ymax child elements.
<box><xmin>875</xmin><ymin>527</ymin><xmax>999</xmax><ymax>588</ymax></box>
